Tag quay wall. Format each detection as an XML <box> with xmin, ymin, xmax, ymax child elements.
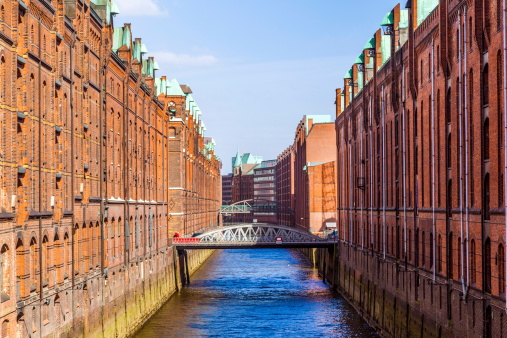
<box><xmin>302</xmin><ymin>245</ymin><xmax>507</xmax><ymax>338</ymax></box>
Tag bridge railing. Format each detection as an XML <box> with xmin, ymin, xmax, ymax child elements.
<box><xmin>173</xmin><ymin>238</ymin><xmax>200</xmax><ymax>244</ymax></box>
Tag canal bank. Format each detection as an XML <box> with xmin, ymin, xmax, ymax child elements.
<box><xmin>97</xmin><ymin>249</ymin><xmax>215</xmax><ymax>338</ymax></box>
<box><xmin>305</xmin><ymin>244</ymin><xmax>481</xmax><ymax>338</ymax></box>
<box><xmin>135</xmin><ymin>249</ymin><xmax>378</xmax><ymax>337</ymax></box>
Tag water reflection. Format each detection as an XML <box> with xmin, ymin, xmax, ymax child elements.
<box><xmin>136</xmin><ymin>249</ymin><xmax>378</xmax><ymax>337</ymax></box>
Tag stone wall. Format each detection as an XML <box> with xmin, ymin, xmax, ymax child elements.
<box><xmin>303</xmin><ymin>244</ymin><xmax>507</xmax><ymax>337</ymax></box>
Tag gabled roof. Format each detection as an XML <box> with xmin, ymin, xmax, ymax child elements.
<box><xmin>364</xmin><ymin>38</ymin><xmax>375</xmax><ymax>50</ymax></box>
<box><xmin>380</xmin><ymin>12</ymin><xmax>394</xmax><ymax>26</ymax></box>
<box><xmin>354</xmin><ymin>53</ymin><xmax>364</xmax><ymax>65</ymax></box>
<box><xmin>166</xmin><ymin>78</ymin><xmax>185</xmax><ymax>96</ymax></box>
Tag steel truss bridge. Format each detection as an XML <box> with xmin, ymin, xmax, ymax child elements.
<box><xmin>173</xmin><ymin>223</ymin><xmax>336</xmax><ymax>249</ymax></box>
<box><xmin>220</xmin><ymin>199</ymin><xmax>294</xmax><ymax>215</ymax></box>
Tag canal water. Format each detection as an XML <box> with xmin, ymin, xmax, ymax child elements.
<box><xmin>135</xmin><ymin>249</ymin><xmax>378</xmax><ymax>337</ymax></box>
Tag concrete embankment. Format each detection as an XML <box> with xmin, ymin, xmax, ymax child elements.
<box><xmin>61</xmin><ymin>249</ymin><xmax>214</xmax><ymax>338</ymax></box>
<box><xmin>301</xmin><ymin>245</ymin><xmax>457</xmax><ymax>338</ymax></box>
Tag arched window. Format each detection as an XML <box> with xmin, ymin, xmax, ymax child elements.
<box><xmin>498</xmin><ymin>243</ymin><xmax>505</xmax><ymax>297</ymax></box>
<box><xmin>447</xmin><ymin>133</ymin><xmax>452</xmax><ymax>169</ymax></box>
<box><xmin>449</xmin><ymin>232</ymin><xmax>453</xmax><ymax>279</ymax></box>
<box><xmin>446</xmin><ymin>88</ymin><xmax>451</xmax><ymax>124</ymax></box>
<box><xmin>485</xmin><ymin>306</ymin><xmax>492</xmax><ymax>338</ymax></box>
<box><xmin>485</xmin><ymin>238</ymin><xmax>492</xmax><ymax>293</ymax></box>
<box><xmin>458</xmin><ymin>237</ymin><xmax>462</xmax><ymax>281</ymax></box>
<box><xmin>485</xmin><ymin>0</ymin><xmax>492</xmax><ymax>35</ymax></box>
<box><xmin>0</xmin><ymin>245</ymin><xmax>10</xmax><ymax>296</ymax></box>
<box><xmin>418</xmin><ymin>230</ymin><xmax>426</xmax><ymax>268</ymax></box>
<box><xmin>436</xmin><ymin>45</ymin><xmax>440</xmax><ymax>72</ymax></box>
<box><xmin>74</xmin><ymin>224</ymin><xmax>80</xmax><ymax>276</ymax></box>
<box><xmin>456</xmin><ymin>29</ymin><xmax>460</xmax><ymax>61</ymax></box>
<box><xmin>498</xmin><ymin>0</ymin><xmax>503</xmax><ymax>30</ymax></box>
<box><xmin>483</xmin><ymin>64</ymin><xmax>490</xmax><ymax>106</ymax></box>
<box><xmin>1</xmin><ymin>320</ymin><xmax>9</xmax><ymax>338</ymax></box>
<box><xmin>29</xmin><ymin>237</ymin><xmax>38</xmax><ymax>291</ymax></box>
<box><xmin>430</xmin><ymin>232</ymin><xmax>434</xmax><ymax>269</ymax></box>
<box><xmin>428</xmin><ymin>53</ymin><xmax>432</xmax><ymax>79</ymax></box>
<box><xmin>420</xmin><ymin>60</ymin><xmax>423</xmax><ymax>87</ymax></box>
<box><xmin>42</xmin><ymin>236</ymin><xmax>49</xmax><ymax>287</ymax></box>
<box><xmin>469</xmin><ymin>17</ymin><xmax>473</xmax><ymax>48</ymax></box>
<box><xmin>485</xmin><ymin>174</ymin><xmax>491</xmax><ymax>220</ymax></box>
<box><xmin>484</xmin><ymin>118</ymin><xmax>490</xmax><ymax>161</ymax></box>
<box><xmin>471</xmin><ymin>239</ymin><xmax>477</xmax><ymax>284</ymax></box>
<box><xmin>438</xmin><ymin>234</ymin><xmax>443</xmax><ymax>273</ymax></box>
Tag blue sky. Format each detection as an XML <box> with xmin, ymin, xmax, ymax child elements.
<box><xmin>115</xmin><ymin>0</ymin><xmax>401</xmax><ymax>174</ymax></box>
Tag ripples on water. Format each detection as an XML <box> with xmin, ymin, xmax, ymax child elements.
<box><xmin>135</xmin><ymin>249</ymin><xmax>378</xmax><ymax>338</ymax></box>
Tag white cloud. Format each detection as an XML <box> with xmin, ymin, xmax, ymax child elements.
<box><xmin>115</xmin><ymin>0</ymin><xmax>167</xmax><ymax>17</ymax></box>
<box><xmin>153</xmin><ymin>52</ymin><xmax>218</xmax><ymax>67</ymax></box>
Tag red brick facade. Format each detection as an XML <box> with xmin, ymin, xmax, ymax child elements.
<box><xmin>293</xmin><ymin>116</ymin><xmax>336</xmax><ymax>232</ymax></box>
<box><xmin>276</xmin><ymin>145</ymin><xmax>294</xmax><ymax>227</ymax></box>
<box><xmin>335</xmin><ymin>1</ymin><xmax>507</xmax><ymax>336</ymax></box>
<box><xmin>0</xmin><ymin>1</ymin><xmax>220</xmax><ymax>336</ymax></box>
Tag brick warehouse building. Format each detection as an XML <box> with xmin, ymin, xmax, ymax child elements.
<box><xmin>253</xmin><ymin>160</ymin><xmax>277</xmax><ymax>223</ymax></box>
<box><xmin>276</xmin><ymin>145</ymin><xmax>294</xmax><ymax>227</ymax></box>
<box><xmin>293</xmin><ymin>115</ymin><xmax>336</xmax><ymax>232</ymax></box>
<box><xmin>333</xmin><ymin>0</ymin><xmax>507</xmax><ymax>336</ymax></box>
<box><xmin>0</xmin><ymin>1</ymin><xmax>221</xmax><ymax>337</ymax></box>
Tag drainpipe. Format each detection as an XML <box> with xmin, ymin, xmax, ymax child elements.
<box><xmin>342</xmin><ymin>125</ymin><xmax>346</xmax><ymax>243</ymax></box>
<box><xmin>349</xmin><ymin>117</ymin><xmax>352</xmax><ymax>244</ymax></box>
<box><xmin>403</xmin><ymin>63</ymin><xmax>407</xmax><ymax>260</ymax></box>
<box><xmin>503</xmin><ymin>0</ymin><xmax>507</xmax><ymax>312</ymax></box>
<box><xmin>464</xmin><ymin>7</ymin><xmax>470</xmax><ymax>298</ymax></box>
<box><xmin>37</xmin><ymin>15</ymin><xmax>42</xmax><ymax>334</ymax></box>
<box><xmin>431</xmin><ymin>37</ymin><xmax>437</xmax><ymax>283</ymax></box>
<box><xmin>382</xmin><ymin>84</ymin><xmax>386</xmax><ymax>260</ymax></box>
<box><xmin>370</xmin><ymin>97</ymin><xmax>374</xmax><ymax>249</ymax></box>
<box><xmin>458</xmin><ymin>11</ymin><xmax>466</xmax><ymax>297</ymax></box>
<box><xmin>361</xmin><ymin>109</ymin><xmax>364</xmax><ymax>250</ymax></box>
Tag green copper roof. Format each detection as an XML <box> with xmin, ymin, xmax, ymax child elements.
<box><xmin>185</xmin><ymin>93</ymin><xmax>194</xmax><ymax>111</ymax></box>
<box><xmin>357</xmin><ymin>71</ymin><xmax>364</xmax><ymax>94</ymax></box>
<box><xmin>381</xmin><ymin>35</ymin><xmax>391</xmax><ymax>65</ymax></box>
<box><xmin>354</xmin><ymin>53</ymin><xmax>364</xmax><ymax>64</ymax></box>
<box><xmin>233</xmin><ymin>148</ymin><xmax>241</xmax><ymax>169</ymax></box>
<box><xmin>364</xmin><ymin>38</ymin><xmax>375</xmax><ymax>50</ymax></box>
<box><xmin>112</xmin><ymin>26</ymin><xmax>130</xmax><ymax>52</ymax></box>
<box><xmin>380</xmin><ymin>12</ymin><xmax>394</xmax><ymax>26</ymax></box>
<box><xmin>155</xmin><ymin>77</ymin><xmax>167</xmax><ymax>96</ymax></box>
<box><xmin>417</xmin><ymin>0</ymin><xmax>438</xmax><ymax>26</ymax></box>
<box><xmin>399</xmin><ymin>10</ymin><xmax>409</xmax><ymax>29</ymax></box>
<box><xmin>122</xmin><ymin>26</ymin><xmax>131</xmax><ymax>50</ymax></box>
<box><xmin>132</xmin><ymin>40</ymin><xmax>141</xmax><ymax>61</ymax></box>
<box><xmin>344</xmin><ymin>68</ymin><xmax>353</xmax><ymax>79</ymax></box>
<box><xmin>153</xmin><ymin>61</ymin><xmax>160</xmax><ymax>70</ymax></box>
<box><xmin>112</xmin><ymin>27</ymin><xmax>123</xmax><ymax>52</ymax></box>
<box><xmin>110</xmin><ymin>1</ymin><xmax>120</xmax><ymax>15</ymax></box>
<box><xmin>166</xmin><ymin>78</ymin><xmax>185</xmax><ymax>96</ymax></box>
<box><xmin>142</xmin><ymin>59</ymin><xmax>155</xmax><ymax>77</ymax></box>
<box><xmin>141</xmin><ymin>44</ymin><xmax>148</xmax><ymax>54</ymax></box>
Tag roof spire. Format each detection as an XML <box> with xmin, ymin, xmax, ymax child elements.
<box><xmin>233</xmin><ymin>148</ymin><xmax>241</xmax><ymax>168</ymax></box>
